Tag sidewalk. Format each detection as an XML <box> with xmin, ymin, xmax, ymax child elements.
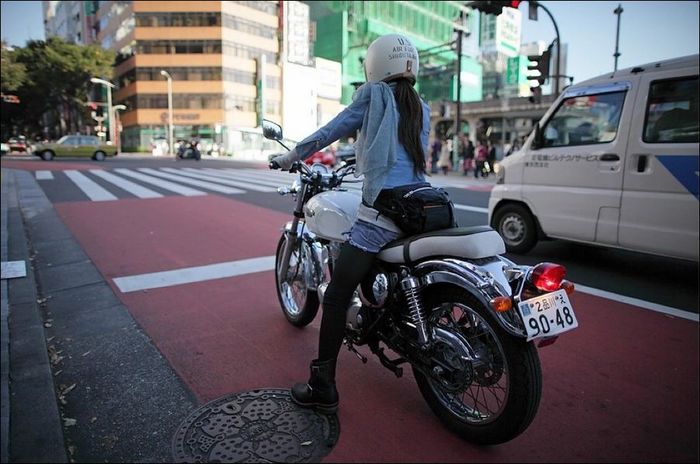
<box><xmin>0</xmin><ymin>167</ymin><xmax>197</xmax><ymax>462</ymax></box>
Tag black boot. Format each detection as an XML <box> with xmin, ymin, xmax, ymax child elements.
<box><xmin>291</xmin><ymin>359</ymin><xmax>339</xmax><ymax>414</ymax></box>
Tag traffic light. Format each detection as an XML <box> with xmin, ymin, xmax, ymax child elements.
<box><xmin>468</xmin><ymin>1</ymin><xmax>521</xmax><ymax>15</ymax></box>
<box><xmin>527</xmin><ymin>46</ymin><xmax>552</xmax><ymax>102</ymax></box>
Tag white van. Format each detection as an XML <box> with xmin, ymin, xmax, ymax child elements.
<box><xmin>488</xmin><ymin>54</ymin><xmax>699</xmax><ymax>261</ymax></box>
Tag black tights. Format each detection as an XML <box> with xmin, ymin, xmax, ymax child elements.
<box><xmin>317</xmin><ymin>242</ymin><xmax>376</xmax><ymax>362</ymax></box>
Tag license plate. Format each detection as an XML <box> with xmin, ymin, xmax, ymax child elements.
<box><xmin>517</xmin><ymin>289</ymin><xmax>579</xmax><ymax>341</ymax></box>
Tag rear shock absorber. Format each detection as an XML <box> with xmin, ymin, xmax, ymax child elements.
<box><xmin>400</xmin><ymin>276</ymin><xmax>430</xmax><ymax>348</ymax></box>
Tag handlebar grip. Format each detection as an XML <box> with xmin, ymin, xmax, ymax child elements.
<box><xmin>269</xmin><ymin>160</ymin><xmax>281</xmax><ymax>170</ymax></box>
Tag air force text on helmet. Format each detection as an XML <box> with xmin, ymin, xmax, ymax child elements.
<box><xmin>388</xmin><ymin>41</ymin><xmax>418</xmax><ymax>62</ymax></box>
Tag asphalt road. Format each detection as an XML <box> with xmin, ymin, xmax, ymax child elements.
<box><xmin>2</xmin><ymin>154</ymin><xmax>698</xmax><ymax>462</ymax></box>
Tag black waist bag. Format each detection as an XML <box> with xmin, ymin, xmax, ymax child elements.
<box><xmin>372</xmin><ymin>183</ymin><xmax>456</xmax><ymax>235</ymax></box>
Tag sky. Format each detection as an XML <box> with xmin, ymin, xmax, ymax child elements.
<box><xmin>1</xmin><ymin>0</ymin><xmax>698</xmax><ymax>85</ymax></box>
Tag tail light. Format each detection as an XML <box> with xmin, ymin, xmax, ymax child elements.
<box><xmin>529</xmin><ymin>262</ymin><xmax>566</xmax><ymax>292</ymax></box>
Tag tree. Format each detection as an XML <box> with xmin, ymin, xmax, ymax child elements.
<box><xmin>1</xmin><ymin>41</ymin><xmax>27</xmax><ymax>92</ymax></box>
<box><xmin>8</xmin><ymin>37</ymin><xmax>115</xmax><ymax>139</ymax></box>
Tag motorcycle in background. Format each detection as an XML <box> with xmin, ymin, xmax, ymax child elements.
<box><xmin>176</xmin><ymin>139</ymin><xmax>201</xmax><ymax>161</ymax></box>
<box><xmin>264</xmin><ymin>119</ymin><xmax>579</xmax><ymax>445</ymax></box>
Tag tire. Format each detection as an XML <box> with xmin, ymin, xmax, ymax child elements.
<box><xmin>492</xmin><ymin>203</ymin><xmax>538</xmax><ymax>254</ymax></box>
<box><xmin>93</xmin><ymin>151</ymin><xmax>106</xmax><ymax>161</ymax></box>
<box><xmin>185</xmin><ymin>148</ymin><xmax>195</xmax><ymax>159</ymax></box>
<box><xmin>41</xmin><ymin>150</ymin><xmax>54</xmax><ymax>161</ymax></box>
<box><xmin>413</xmin><ymin>287</ymin><xmax>542</xmax><ymax>445</ymax></box>
<box><xmin>274</xmin><ymin>234</ymin><xmax>320</xmax><ymax>327</ymax></box>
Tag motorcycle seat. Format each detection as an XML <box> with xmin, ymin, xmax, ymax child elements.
<box><xmin>378</xmin><ymin>226</ymin><xmax>506</xmax><ymax>263</ymax></box>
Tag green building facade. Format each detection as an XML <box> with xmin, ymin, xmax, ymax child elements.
<box><xmin>306</xmin><ymin>1</ymin><xmax>483</xmax><ymax>105</ymax></box>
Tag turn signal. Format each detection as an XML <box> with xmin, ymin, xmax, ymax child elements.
<box><xmin>560</xmin><ymin>279</ymin><xmax>575</xmax><ymax>295</ymax></box>
<box><xmin>529</xmin><ymin>262</ymin><xmax>566</xmax><ymax>292</ymax></box>
<box><xmin>490</xmin><ymin>296</ymin><xmax>512</xmax><ymax>312</ymax></box>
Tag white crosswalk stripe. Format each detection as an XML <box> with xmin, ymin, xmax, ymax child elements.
<box><xmin>113</xmin><ymin>168</ymin><xmax>206</xmax><ymax>196</ymax></box>
<box><xmin>137</xmin><ymin>168</ymin><xmax>245</xmax><ymax>194</ymax></box>
<box><xmin>56</xmin><ymin>168</ymin><xmax>484</xmax><ymax>218</ymax></box>
<box><xmin>35</xmin><ymin>170</ymin><xmax>54</xmax><ymax>180</ymax></box>
<box><xmin>64</xmin><ymin>170</ymin><xmax>117</xmax><ymax>201</ymax></box>
<box><xmin>90</xmin><ymin>169</ymin><xmax>163</xmax><ymax>199</ymax></box>
<box><xmin>171</xmin><ymin>168</ymin><xmax>278</xmax><ymax>192</ymax></box>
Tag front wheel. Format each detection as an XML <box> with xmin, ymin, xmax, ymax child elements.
<box><xmin>492</xmin><ymin>203</ymin><xmax>538</xmax><ymax>254</ymax></box>
<box><xmin>274</xmin><ymin>234</ymin><xmax>320</xmax><ymax>327</ymax></box>
<box><xmin>413</xmin><ymin>287</ymin><xmax>542</xmax><ymax>445</ymax></box>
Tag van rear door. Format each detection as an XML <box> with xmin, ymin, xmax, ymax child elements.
<box><xmin>524</xmin><ymin>81</ymin><xmax>638</xmax><ymax>244</ymax></box>
<box><xmin>621</xmin><ymin>66</ymin><xmax>699</xmax><ymax>261</ymax></box>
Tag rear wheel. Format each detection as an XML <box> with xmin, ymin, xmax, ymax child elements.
<box><xmin>274</xmin><ymin>234</ymin><xmax>320</xmax><ymax>327</ymax></box>
<box><xmin>413</xmin><ymin>287</ymin><xmax>542</xmax><ymax>445</ymax></box>
<box><xmin>41</xmin><ymin>150</ymin><xmax>54</xmax><ymax>161</ymax></box>
<box><xmin>492</xmin><ymin>203</ymin><xmax>538</xmax><ymax>254</ymax></box>
<box><xmin>93</xmin><ymin>150</ymin><xmax>106</xmax><ymax>161</ymax></box>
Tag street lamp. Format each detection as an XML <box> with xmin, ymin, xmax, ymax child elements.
<box><xmin>113</xmin><ymin>104</ymin><xmax>127</xmax><ymax>153</ymax></box>
<box><xmin>160</xmin><ymin>70</ymin><xmax>173</xmax><ymax>156</ymax></box>
<box><xmin>90</xmin><ymin>77</ymin><xmax>116</xmax><ymax>144</ymax></box>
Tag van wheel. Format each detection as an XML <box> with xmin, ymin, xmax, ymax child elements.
<box><xmin>41</xmin><ymin>150</ymin><xmax>54</xmax><ymax>161</ymax></box>
<box><xmin>493</xmin><ymin>203</ymin><xmax>537</xmax><ymax>254</ymax></box>
<box><xmin>93</xmin><ymin>151</ymin><xmax>106</xmax><ymax>161</ymax></box>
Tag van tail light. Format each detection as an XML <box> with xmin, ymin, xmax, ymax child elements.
<box><xmin>529</xmin><ymin>262</ymin><xmax>566</xmax><ymax>293</ymax></box>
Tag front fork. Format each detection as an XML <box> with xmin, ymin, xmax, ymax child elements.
<box><xmin>277</xmin><ymin>181</ymin><xmax>308</xmax><ymax>282</ymax></box>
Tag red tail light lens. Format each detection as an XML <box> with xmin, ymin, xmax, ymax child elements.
<box><xmin>529</xmin><ymin>262</ymin><xmax>566</xmax><ymax>292</ymax></box>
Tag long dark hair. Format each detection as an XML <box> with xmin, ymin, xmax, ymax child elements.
<box><xmin>392</xmin><ymin>78</ymin><xmax>426</xmax><ymax>175</ymax></box>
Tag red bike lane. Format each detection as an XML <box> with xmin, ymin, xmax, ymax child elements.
<box><xmin>52</xmin><ymin>194</ymin><xmax>698</xmax><ymax>462</ymax></box>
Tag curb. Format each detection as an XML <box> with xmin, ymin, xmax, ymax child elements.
<box><xmin>1</xmin><ymin>168</ymin><xmax>68</xmax><ymax>462</ymax></box>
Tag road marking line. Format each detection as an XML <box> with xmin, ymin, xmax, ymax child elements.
<box><xmin>138</xmin><ymin>168</ymin><xmax>244</xmax><ymax>194</ymax></box>
<box><xmin>114</xmin><ymin>168</ymin><xmax>206</xmax><ymax>196</ymax></box>
<box><xmin>205</xmin><ymin>169</ymin><xmax>297</xmax><ymax>188</ymax></box>
<box><xmin>111</xmin><ymin>252</ymin><xmax>698</xmax><ymax>321</ymax></box>
<box><xmin>35</xmin><ymin>170</ymin><xmax>54</xmax><ymax>180</ymax></box>
<box><xmin>64</xmin><ymin>170</ymin><xmax>117</xmax><ymax>201</ymax></box>
<box><xmin>574</xmin><ymin>283</ymin><xmax>698</xmax><ymax>322</ymax></box>
<box><xmin>168</xmin><ymin>168</ymin><xmax>277</xmax><ymax>192</ymax></box>
<box><xmin>454</xmin><ymin>204</ymin><xmax>489</xmax><ymax>214</ymax></box>
<box><xmin>113</xmin><ymin>255</ymin><xmax>275</xmax><ymax>293</ymax></box>
<box><xmin>90</xmin><ymin>169</ymin><xmax>163</xmax><ymax>199</ymax></box>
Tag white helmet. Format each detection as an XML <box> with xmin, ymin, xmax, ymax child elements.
<box><xmin>364</xmin><ymin>34</ymin><xmax>419</xmax><ymax>84</ymax></box>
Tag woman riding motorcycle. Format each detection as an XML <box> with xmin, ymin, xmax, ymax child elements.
<box><xmin>271</xmin><ymin>33</ymin><xmax>432</xmax><ymax>414</ymax></box>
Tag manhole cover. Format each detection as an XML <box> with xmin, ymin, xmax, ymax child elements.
<box><xmin>172</xmin><ymin>388</ymin><xmax>340</xmax><ymax>463</ymax></box>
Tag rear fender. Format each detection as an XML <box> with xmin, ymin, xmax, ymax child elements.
<box><xmin>415</xmin><ymin>258</ymin><xmax>527</xmax><ymax>338</ymax></box>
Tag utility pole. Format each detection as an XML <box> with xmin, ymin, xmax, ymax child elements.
<box><xmin>613</xmin><ymin>4</ymin><xmax>623</xmax><ymax>71</ymax></box>
<box><xmin>453</xmin><ymin>9</ymin><xmax>464</xmax><ymax>166</ymax></box>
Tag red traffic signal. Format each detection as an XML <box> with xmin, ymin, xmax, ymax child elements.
<box><xmin>468</xmin><ymin>1</ymin><xmax>520</xmax><ymax>15</ymax></box>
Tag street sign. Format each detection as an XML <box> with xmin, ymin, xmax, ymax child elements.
<box><xmin>496</xmin><ymin>7</ymin><xmax>522</xmax><ymax>57</ymax></box>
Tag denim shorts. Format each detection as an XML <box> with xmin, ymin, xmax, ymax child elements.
<box><xmin>347</xmin><ymin>219</ymin><xmax>402</xmax><ymax>253</ymax></box>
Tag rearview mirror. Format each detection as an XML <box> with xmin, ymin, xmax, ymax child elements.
<box><xmin>262</xmin><ymin>119</ymin><xmax>283</xmax><ymax>141</ymax></box>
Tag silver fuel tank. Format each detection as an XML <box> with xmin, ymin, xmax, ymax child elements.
<box><xmin>303</xmin><ymin>190</ymin><xmax>362</xmax><ymax>242</ymax></box>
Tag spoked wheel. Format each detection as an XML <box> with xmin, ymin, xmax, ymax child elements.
<box><xmin>274</xmin><ymin>234</ymin><xmax>319</xmax><ymax>327</ymax></box>
<box><xmin>413</xmin><ymin>287</ymin><xmax>542</xmax><ymax>445</ymax></box>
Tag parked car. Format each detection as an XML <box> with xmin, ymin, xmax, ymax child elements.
<box><xmin>33</xmin><ymin>135</ymin><xmax>117</xmax><ymax>161</ymax></box>
<box><xmin>335</xmin><ymin>143</ymin><xmax>356</xmax><ymax>164</ymax></box>
<box><xmin>304</xmin><ymin>148</ymin><xmax>336</xmax><ymax>167</ymax></box>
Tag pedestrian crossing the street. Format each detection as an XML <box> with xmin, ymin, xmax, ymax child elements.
<box><xmin>35</xmin><ymin>167</ymin><xmax>362</xmax><ymax>202</ymax></box>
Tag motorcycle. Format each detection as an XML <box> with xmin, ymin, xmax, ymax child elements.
<box><xmin>264</xmin><ymin>120</ymin><xmax>579</xmax><ymax>445</ymax></box>
<box><xmin>176</xmin><ymin>139</ymin><xmax>201</xmax><ymax>160</ymax></box>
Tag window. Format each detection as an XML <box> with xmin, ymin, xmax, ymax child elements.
<box><xmin>643</xmin><ymin>76</ymin><xmax>699</xmax><ymax>143</ymax></box>
<box><xmin>541</xmin><ymin>91</ymin><xmax>626</xmax><ymax>148</ymax></box>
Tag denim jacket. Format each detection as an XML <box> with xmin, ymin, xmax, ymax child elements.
<box><xmin>291</xmin><ymin>82</ymin><xmax>430</xmax><ymax>204</ymax></box>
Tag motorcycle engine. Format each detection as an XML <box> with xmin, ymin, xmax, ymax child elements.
<box><xmin>358</xmin><ymin>267</ymin><xmax>392</xmax><ymax>308</ymax></box>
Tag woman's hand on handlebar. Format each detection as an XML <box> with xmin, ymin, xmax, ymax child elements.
<box><xmin>270</xmin><ymin>149</ymin><xmax>298</xmax><ymax>170</ymax></box>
